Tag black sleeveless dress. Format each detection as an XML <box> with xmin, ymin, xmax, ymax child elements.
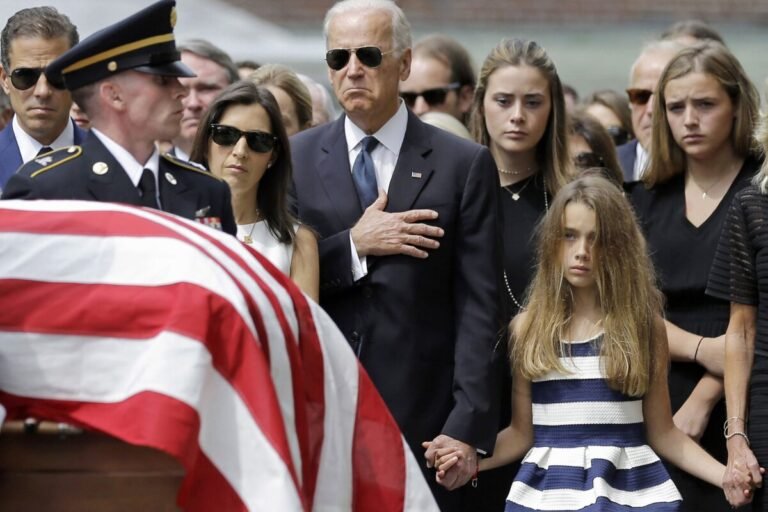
<box><xmin>629</xmin><ymin>156</ymin><xmax>760</xmax><ymax>511</ymax></box>
<box><xmin>708</xmin><ymin>181</ymin><xmax>768</xmax><ymax>512</ymax></box>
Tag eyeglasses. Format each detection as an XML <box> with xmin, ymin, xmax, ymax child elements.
<box><xmin>573</xmin><ymin>152</ymin><xmax>605</xmax><ymax>169</ymax></box>
<box><xmin>626</xmin><ymin>88</ymin><xmax>653</xmax><ymax>106</ymax></box>
<box><xmin>210</xmin><ymin>124</ymin><xmax>278</xmax><ymax>153</ymax></box>
<box><xmin>606</xmin><ymin>125</ymin><xmax>631</xmax><ymax>146</ymax></box>
<box><xmin>10</xmin><ymin>67</ymin><xmax>65</xmax><ymax>91</ymax></box>
<box><xmin>400</xmin><ymin>83</ymin><xmax>461</xmax><ymax>108</ymax></box>
<box><xmin>325</xmin><ymin>46</ymin><xmax>393</xmax><ymax>70</ymax></box>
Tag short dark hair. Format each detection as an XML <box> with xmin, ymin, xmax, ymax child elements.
<box><xmin>1</xmin><ymin>7</ymin><xmax>79</xmax><ymax>69</ymax></box>
<box><xmin>660</xmin><ymin>19</ymin><xmax>726</xmax><ymax>46</ymax></box>
<box><xmin>414</xmin><ymin>34</ymin><xmax>475</xmax><ymax>89</ymax></box>
<box><xmin>190</xmin><ymin>81</ymin><xmax>296</xmax><ymax>245</ymax></box>
<box><xmin>178</xmin><ymin>38</ymin><xmax>238</xmax><ymax>84</ymax></box>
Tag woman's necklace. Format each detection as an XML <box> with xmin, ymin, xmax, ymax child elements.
<box><xmin>503</xmin><ymin>176</ymin><xmax>549</xmax><ymax>310</ymax></box>
<box><xmin>689</xmin><ymin>161</ymin><xmax>741</xmax><ymax>200</ymax></box>
<box><xmin>498</xmin><ymin>167</ymin><xmax>521</xmax><ymax>175</ymax></box>
<box><xmin>241</xmin><ymin>208</ymin><xmax>262</xmax><ymax>245</ymax></box>
<box><xmin>243</xmin><ymin>222</ymin><xmax>257</xmax><ymax>245</ymax></box>
<box><xmin>503</xmin><ymin>176</ymin><xmax>534</xmax><ymax>201</ymax></box>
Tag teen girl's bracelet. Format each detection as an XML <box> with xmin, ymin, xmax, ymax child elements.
<box><xmin>693</xmin><ymin>336</ymin><xmax>705</xmax><ymax>363</ymax></box>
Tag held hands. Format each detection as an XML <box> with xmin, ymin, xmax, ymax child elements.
<box><xmin>422</xmin><ymin>435</ymin><xmax>477</xmax><ymax>491</ymax></box>
<box><xmin>350</xmin><ymin>190</ymin><xmax>443</xmax><ymax>259</ymax></box>
<box><xmin>723</xmin><ymin>437</ymin><xmax>765</xmax><ymax>507</ymax></box>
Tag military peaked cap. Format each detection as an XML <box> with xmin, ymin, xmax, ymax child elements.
<box><xmin>45</xmin><ymin>0</ymin><xmax>194</xmax><ymax>90</ymax></box>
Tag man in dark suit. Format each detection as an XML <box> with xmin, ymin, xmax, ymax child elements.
<box><xmin>618</xmin><ymin>40</ymin><xmax>681</xmax><ymax>182</ymax></box>
<box><xmin>2</xmin><ymin>0</ymin><xmax>235</xmax><ymax>235</ymax></box>
<box><xmin>290</xmin><ymin>1</ymin><xmax>501</xmax><ymax>508</ymax></box>
<box><xmin>0</xmin><ymin>6</ymin><xmax>86</xmax><ymax>190</ymax></box>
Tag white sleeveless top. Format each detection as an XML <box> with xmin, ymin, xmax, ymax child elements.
<box><xmin>237</xmin><ymin>221</ymin><xmax>295</xmax><ymax>276</ymax></box>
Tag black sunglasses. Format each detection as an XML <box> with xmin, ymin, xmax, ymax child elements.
<box><xmin>10</xmin><ymin>67</ymin><xmax>65</xmax><ymax>91</ymax></box>
<box><xmin>606</xmin><ymin>125</ymin><xmax>631</xmax><ymax>146</ymax></box>
<box><xmin>325</xmin><ymin>46</ymin><xmax>393</xmax><ymax>70</ymax></box>
<box><xmin>626</xmin><ymin>88</ymin><xmax>653</xmax><ymax>106</ymax></box>
<box><xmin>573</xmin><ymin>152</ymin><xmax>605</xmax><ymax>169</ymax></box>
<box><xmin>210</xmin><ymin>124</ymin><xmax>278</xmax><ymax>153</ymax></box>
<box><xmin>401</xmin><ymin>82</ymin><xmax>461</xmax><ymax>108</ymax></box>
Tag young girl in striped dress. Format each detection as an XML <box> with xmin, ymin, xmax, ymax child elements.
<box><xmin>431</xmin><ymin>175</ymin><xmax>757</xmax><ymax>510</ymax></box>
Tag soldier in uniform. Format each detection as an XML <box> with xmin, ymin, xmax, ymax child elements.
<box><xmin>1</xmin><ymin>0</ymin><xmax>236</xmax><ymax>235</ymax></box>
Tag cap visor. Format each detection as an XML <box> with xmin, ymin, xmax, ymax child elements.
<box><xmin>133</xmin><ymin>61</ymin><xmax>195</xmax><ymax>77</ymax></box>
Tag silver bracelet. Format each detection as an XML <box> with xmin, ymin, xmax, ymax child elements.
<box><xmin>725</xmin><ymin>431</ymin><xmax>750</xmax><ymax>446</ymax></box>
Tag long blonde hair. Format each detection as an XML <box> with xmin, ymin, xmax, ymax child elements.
<box><xmin>512</xmin><ymin>175</ymin><xmax>662</xmax><ymax>396</ymax></box>
<box><xmin>644</xmin><ymin>41</ymin><xmax>759</xmax><ymax>187</ymax></box>
<box><xmin>469</xmin><ymin>38</ymin><xmax>570</xmax><ymax>196</ymax></box>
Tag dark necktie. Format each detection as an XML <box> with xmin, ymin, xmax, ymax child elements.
<box><xmin>36</xmin><ymin>146</ymin><xmax>53</xmax><ymax>157</ymax></box>
<box><xmin>138</xmin><ymin>168</ymin><xmax>159</xmax><ymax>209</ymax></box>
<box><xmin>352</xmin><ymin>136</ymin><xmax>379</xmax><ymax>209</ymax></box>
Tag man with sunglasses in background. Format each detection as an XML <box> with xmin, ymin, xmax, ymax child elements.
<box><xmin>617</xmin><ymin>40</ymin><xmax>682</xmax><ymax>182</ymax></box>
<box><xmin>0</xmin><ymin>7</ymin><xmax>86</xmax><ymax>192</ymax></box>
<box><xmin>290</xmin><ymin>1</ymin><xmax>501</xmax><ymax>509</ymax></box>
<box><xmin>399</xmin><ymin>34</ymin><xmax>475</xmax><ymax>127</ymax></box>
<box><xmin>2</xmin><ymin>0</ymin><xmax>235</xmax><ymax>235</ymax></box>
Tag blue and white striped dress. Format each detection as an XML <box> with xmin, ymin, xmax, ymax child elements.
<box><xmin>506</xmin><ymin>334</ymin><xmax>682</xmax><ymax>511</ymax></box>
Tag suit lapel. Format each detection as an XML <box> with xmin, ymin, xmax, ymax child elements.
<box><xmin>157</xmin><ymin>161</ymin><xmax>196</xmax><ymax>218</ymax></box>
<box><xmin>0</xmin><ymin>124</ymin><xmax>23</xmax><ymax>186</ymax></box>
<box><xmin>316</xmin><ymin>117</ymin><xmax>365</xmax><ymax>227</ymax></box>
<box><xmin>386</xmin><ymin>112</ymin><xmax>434</xmax><ymax>212</ymax></box>
<box><xmin>84</xmin><ymin>134</ymin><xmax>142</xmax><ymax>205</ymax></box>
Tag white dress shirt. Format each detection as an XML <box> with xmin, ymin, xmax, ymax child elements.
<box><xmin>634</xmin><ymin>142</ymin><xmax>649</xmax><ymax>181</ymax></box>
<box><xmin>13</xmin><ymin>115</ymin><xmax>75</xmax><ymax>164</ymax></box>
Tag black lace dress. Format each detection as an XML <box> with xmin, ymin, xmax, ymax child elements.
<box><xmin>708</xmin><ymin>182</ymin><xmax>768</xmax><ymax>511</ymax></box>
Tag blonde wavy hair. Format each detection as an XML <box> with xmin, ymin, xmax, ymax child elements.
<box><xmin>512</xmin><ymin>175</ymin><xmax>662</xmax><ymax>396</ymax></box>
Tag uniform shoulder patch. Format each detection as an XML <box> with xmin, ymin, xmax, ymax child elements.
<box><xmin>161</xmin><ymin>152</ymin><xmax>222</xmax><ymax>181</ymax></box>
<box><xmin>28</xmin><ymin>146</ymin><xmax>84</xmax><ymax>178</ymax></box>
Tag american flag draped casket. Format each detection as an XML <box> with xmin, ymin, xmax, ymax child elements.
<box><xmin>0</xmin><ymin>200</ymin><xmax>439</xmax><ymax>512</ymax></box>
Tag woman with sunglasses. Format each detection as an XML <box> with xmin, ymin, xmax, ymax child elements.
<box><xmin>581</xmin><ymin>89</ymin><xmax>634</xmax><ymax>146</ymax></box>
<box><xmin>629</xmin><ymin>41</ymin><xmax>761</xmax><ymax>510</ymax></box>
<box><xmin>568</xmin><ymin>109</ymin><xmax>624</xmax><ymax>188</ymax></box>
<box><xmin>190</xmin><ymin>81</ymin><xmax>319</xmax><ymax>301</ymax></box>
<box><xmin>467</xmin><ymin>38</ymin><xmax>571</xmax><ymax>512</ymax></box>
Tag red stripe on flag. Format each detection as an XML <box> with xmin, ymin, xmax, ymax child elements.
<box><xmin>352</xmin><ymin>367</ymin><xmax>407</xmax><ymax>510</ymax></box>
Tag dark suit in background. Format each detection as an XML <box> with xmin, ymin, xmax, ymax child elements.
<box><xmin>617</xmin><ymin>139</ymin><xmax>638</xmax><ymax>183</ymax></box>
<box><xmin>0</xmin><ymin>120</ymin><xmax>87</xmax><ymax>190</ymax></box>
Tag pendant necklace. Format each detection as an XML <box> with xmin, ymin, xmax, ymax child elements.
<box><xmin>241</xmin><ymin>209</ymin><xmax>261</xmax><ymax>245</ymax></box>
<box><xmin>503</xmin><ymin>175</ymin><xmax>549</xmax><ymax>311</ymax></box>
<box><xmin>503</xmin><ymin>175</ymin><xmax>534</xmax><ymax>201</ymax></box>
<box><xmin>243</xmin><ymin>223</ymin><xmax>257</xmax><ymax>245</ymax></box>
